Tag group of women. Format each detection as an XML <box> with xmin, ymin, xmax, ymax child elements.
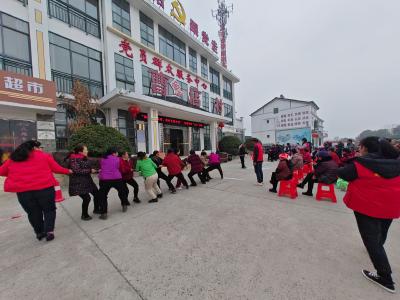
<box><xmin>0</xmin><ymin>141</ymin><xmax>224</xmax><ymax>240</ymax></box>
<box><xmin>0</xmin><ymin>137</ymin><xmax>399</xmax><ymax>294</ymax></box>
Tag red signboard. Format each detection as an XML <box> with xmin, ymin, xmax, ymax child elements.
<box><xmin>137</xmin><ymin>113</ymin><xmax>206</xmax><ymax>128</ymax></box>
<box><xmin>0</xmin><ymin>70</ymin><xmax>56</xmax><ymax>109</ymax></box>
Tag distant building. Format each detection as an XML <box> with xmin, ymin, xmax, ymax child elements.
<box><xmin>250</xmin><ymin>95</ymin><xmax>324</xmax><ymax>146</ymax></box>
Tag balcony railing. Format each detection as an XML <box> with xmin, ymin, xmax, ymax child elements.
<box><xmin>52</xmin><ymin>70</ymin><xmax>104</xmax><ymax>98</ymax></box>
<box><xmin>0</xmin><ymin>56</ymin><xmax>32</xmax><ymax>76</ymax></box>
<box><xmin>48</xmin><ymin>0</ymin><xmax>100</xmax><ymax>38</ymax></box>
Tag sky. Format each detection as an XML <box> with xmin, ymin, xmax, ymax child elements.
<box><xmin>168</xmin><ymin>0</ymin><xmax>400</xmax><ymax>138</ymax></box>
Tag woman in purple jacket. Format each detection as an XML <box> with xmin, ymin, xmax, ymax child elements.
<box><xmin>98</xmin><ymin>147</ymin><xmax>129</xmax><ymax>220</ymax></box>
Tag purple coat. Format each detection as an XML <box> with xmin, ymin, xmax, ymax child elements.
<box><xmin>99</xmin><ymin>155</ymin><xmax>122</xmax><ymax>181</ymax></box>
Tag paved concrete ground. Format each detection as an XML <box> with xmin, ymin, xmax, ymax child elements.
<box><xmin>0</xmin><ymin>157</ymin><xmax>399</xmax><ymax>300</ymax></box>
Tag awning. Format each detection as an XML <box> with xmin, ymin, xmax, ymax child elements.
<box><xmin>99</xmin><ymin>89</ymin><xmax>230</xmax><ymax>124</ymax></box>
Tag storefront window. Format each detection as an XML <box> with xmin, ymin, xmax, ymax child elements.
<box><xmin>0</xmin><ymin>12</ymin><xmax>32</xmax><ymax>76</ymax></box>
<box><xmin>0</xmin><ymin>119</ymin><xmax>37</xmax><ymax>153</ymax></box>
<box><xmin>118</xmin><ymin>109</ymin><xmax>137</xmax><ymax>152</ymax></box>
<box><xmin>203</xmin><ymin>126</ymin><xmax>211</xmax><ymax>150</ymax></box>
<box><xmin>192</xmin><ymin>128</ymin><xmax>200</xmax><ymax>151</ymax></box>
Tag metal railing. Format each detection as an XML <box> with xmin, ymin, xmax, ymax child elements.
<box><xmin>48</xmin><ymin>0</ymin><xmax>100</xmax><ymax>38</ymax></box>
<box><xmin>52</xmin><ymin>70</ymin><xmax>104</xmax><ymax>98</ymax></box>
<box><xmin>0</xmin><ymin>56</ymin><xmax>32</xmax><ymax>76</ymax></box>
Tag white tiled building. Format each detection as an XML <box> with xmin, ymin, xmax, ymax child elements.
<box><xmin>251</xmin><ymin>95</ymin><xmax>324</xmax><ymax>146</ymax></box>
<box><xmin>0</xmin><ymin>0</ymin><xmax>240</xmax><ymax>155</ymax></box>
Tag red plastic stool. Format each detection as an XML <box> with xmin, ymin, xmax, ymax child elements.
<box><xmin>316</xmin><ymin>183</ymin><xmax>337</xmax><ymax>203</ymax></box>
<box><xmin>278</xmin><ymin>178</ymin><xmax>298</xmax><ymax>199</ymax></box>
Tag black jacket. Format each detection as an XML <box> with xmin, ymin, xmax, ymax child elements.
<box><xmin>314</xmin><ymin>157</ymin><xmax>338</xmax><ymax>184</ymax></box>
<box><xmin>338</xmin><ymin>153</ymin><xmax>400</xmax><ymax>182</ymax></box>
<box><xmin>239</xmin><ymin>146</ymin><xmax>247</xmax><ymax>156</ymax></box>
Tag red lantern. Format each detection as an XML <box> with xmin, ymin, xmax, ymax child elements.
<box><xmin>218</xmin><ymin>122</ymin><xmax>225</xmax><ymax>128</ymax></box>
<box><xmin>128</xmin><ymin>105</ymin><xmax>140</xmax><ymax>119</ymax></box>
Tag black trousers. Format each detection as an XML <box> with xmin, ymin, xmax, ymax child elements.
<box><xmin>167</xmin><ymin>173</ymin><xmax>188</xmax><ymax>188</ymax></box>
<box><xmin>300</xmin><ymin>173</ymin><xmax>317</xmax><ymax>193</ymax></box>
<box><xmin>125</xmin><ymin>178</ymin><xmax>139</xmax><ymax>199</ymax></box>
<box><xmin>98</xmin><ymin>179</ymin><xmax>129</xmax><ymax>214</ymax></box>
<box><xmin>157</xmin><ymin>170</ymin><xmax>175</xmax><ymax>190</ymax></box>
<box><xmin>254</xmin><ymin>162</ymin><xmax>263</xmax><ymax>183</ymax></box>
<box><xmin>206</xmin><ymin>164</ymin><xmax>224</xmax><ymax>179</ymax></box>
<box><xmin>17</xmin><ymin>187</ymin><xmax>56</xmax><ymax>234</ymax></box>
<box><xmin>79</xmin><ymin>190</ymin><xmax>99</xmax><ymax>217</ymax></box>
<box><xmin>188</xmin><ymin>170</ymin><xmax>205</xmax><ymax>185</ymax></box>
<box><xmin>270</xmin><ymin>172</ymin><xmax>292</xmax><ymax>190</ymax></box>
<box><xmin>354</xmin><ymin>211</ymin><xmax>394</xmax><ymax>282</ymax></box>
<box><xmin>239</xmin><ymin>155</ymin><xmax>245</xmax><ymax>168</ymax></box>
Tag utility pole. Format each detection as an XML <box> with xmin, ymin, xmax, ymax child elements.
<box><xmin>212</xmin><ymin>0</ymin><xmax>233</xmax><ymax>68</ymax></box>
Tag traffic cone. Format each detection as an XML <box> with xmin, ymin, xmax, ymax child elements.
<box><xmin>54</xmin><ymin>181</ymin><xmax>64</xmax><ymax>203</ymax></box>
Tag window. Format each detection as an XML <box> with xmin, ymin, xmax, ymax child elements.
<box><xmin>223</xmin><ymin>76</ymin><xmax>233</xmax><ymax>100</ymax></box>
<box><xmin>0</xmin><ymin>12</ymin><xmax>31</xmax><ymax>75</ymax></box>
<box><xmin>112</xmin><ymin>0</ymin><xmax>131</xmax><ymax>35</ymax></box>
<box><xmin>167</xmin><ymin>78</ymin><xmax>188</xmax><ymax>101</ymax></box>
<box><xmin>224</xmin><ymin>103</ymin><xmax>233</xmax><ymax>125</ymax></box>
<box><xmin>267</xmin><ymin>120</ymin><xmax>270</xmax><ymax>124</ymax></box>
<box><xmin>273</xmin><ymin>108</ymin><xmax>279</xmax><ymax>114</ymax></box>
<box><xmin>224</xmin><ymin>103</ymin><xmax>233</xmax><ymax>119</ymax></box>
<box><xmin>49</xmin><ymin>32</ymin><xmax>103</xmax><ymax>97</ymax></box>
<box><xmin>115</xmin><ymin>53</ymin><xmax>134</xmax><ymax>91</ymax></box>
<box><xmin>201</xmin><ymin>56</ymin><xmax>208</xmax><ymax>79</ymax></box>
<box><xmin>189</xmin><ymin>48</ymin><xmax>197</xmax><ymax>73</ymax></box>
<box><xmin>159</xmin><ymin>26</ymin><xmax>186</xmax><ymax>67</ymax></box>
<box><xmin>48</xmin><ymin>0</ymin><xmax>100</xmax><ymax>37</ymax></box>
<box><xmin>203</xmin><ymin>126</ymin><xmax>211</xmax><ymax>150</ymax></box>
<box><xmin>192</xmin><ymin>128</ymin><xmax>201</xmax><ymax>151</ymax></box>
<box><xmin>210</xmin><ymin>67</ymin><xmax>220</xmax><ymax>95</ymax></box>
<box><xmin>118</xmin><ymin>109</ymin><xmax>136</xmax><ymax>151</ymax></box>
<box><xmin>140</xmin><ymin>12</ymin><xmax>154</xmax><ymax>49</ymax></box>
<box><xmin>202</xmin><ymin>92</ymin><xmax>209</xmax><ymax>112</ymax></box>
<box><xmin>141</xmin><ymin>65</ymin><xmax>152</xmax><ymax>95</ymax></box>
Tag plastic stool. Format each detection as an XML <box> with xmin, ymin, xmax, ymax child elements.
<box><xmin>316</xmin><ymin>183</ymin><xmax>337</xmax><ymax>203</ymax></box>
<box><xmin>278</xmin><ymin>178</ymin><xmax>298</xmax><ymax>199</ymax></box>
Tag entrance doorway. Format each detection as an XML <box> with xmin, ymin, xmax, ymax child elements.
<box><xmin>170</xmin><ymin>129</ymin><xmax>184</xmax><ymax>154</ymax></box>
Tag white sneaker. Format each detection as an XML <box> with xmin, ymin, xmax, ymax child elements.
<box><xmin>255</xmin><ymin>182</ymin><xmax>263</xmax><ymax>186</ymax></box>
<box><xmin>177</xmin><ymin>187</ymin><xmax>183</xmax><ymax>190</ymax></box>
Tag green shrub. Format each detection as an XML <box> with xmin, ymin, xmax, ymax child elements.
<box><xmin>219</xmin><ymin>135</ymin><xmax>242</xmax><ymax>155</ymax></box>
<box><xmin>69</xmin><ymin>125</ymin><xmax>132</xmax><ymax>157</ymax></box>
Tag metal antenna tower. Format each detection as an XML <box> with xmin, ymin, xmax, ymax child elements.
<box><xmin>212</xmin><ymin>0</ymin><xmax>233</xmax><ymax>68</ymax></box>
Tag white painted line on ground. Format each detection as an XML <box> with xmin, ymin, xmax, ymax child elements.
<box><xmin>223</xmin><ymin>177</ymin><xmax>244</xmax><ymax>181</ymax></box>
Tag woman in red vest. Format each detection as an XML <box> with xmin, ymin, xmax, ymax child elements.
<box><xmin>338</xmin><ymin>137</ymin><xmax>400</xmax><ymax>293</ymax></box>
<box><xmin>0</xmin><ymin>141</ymin><xmax>71</xmax><ymax>242</ymax></box>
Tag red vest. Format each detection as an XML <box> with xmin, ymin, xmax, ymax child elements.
<box><xmin>344</xmin><ymin>162</ymin><xmax>400</xmax><ymax>219</ymax></box>
<box><xmin>255</xmin><ymin>143</ymin><xmax>264</xmax><ymax>162</ymax></box>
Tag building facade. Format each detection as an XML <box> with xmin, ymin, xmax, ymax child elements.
<box><xmin>0</xmin><ymin>0</ymin><xmax>239</xmax><ymax>155</ymax></box>
<box><xmin>251</xmin><ymin>95</ymin><xmax>324</xmax><ymax>146</ymax></box>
